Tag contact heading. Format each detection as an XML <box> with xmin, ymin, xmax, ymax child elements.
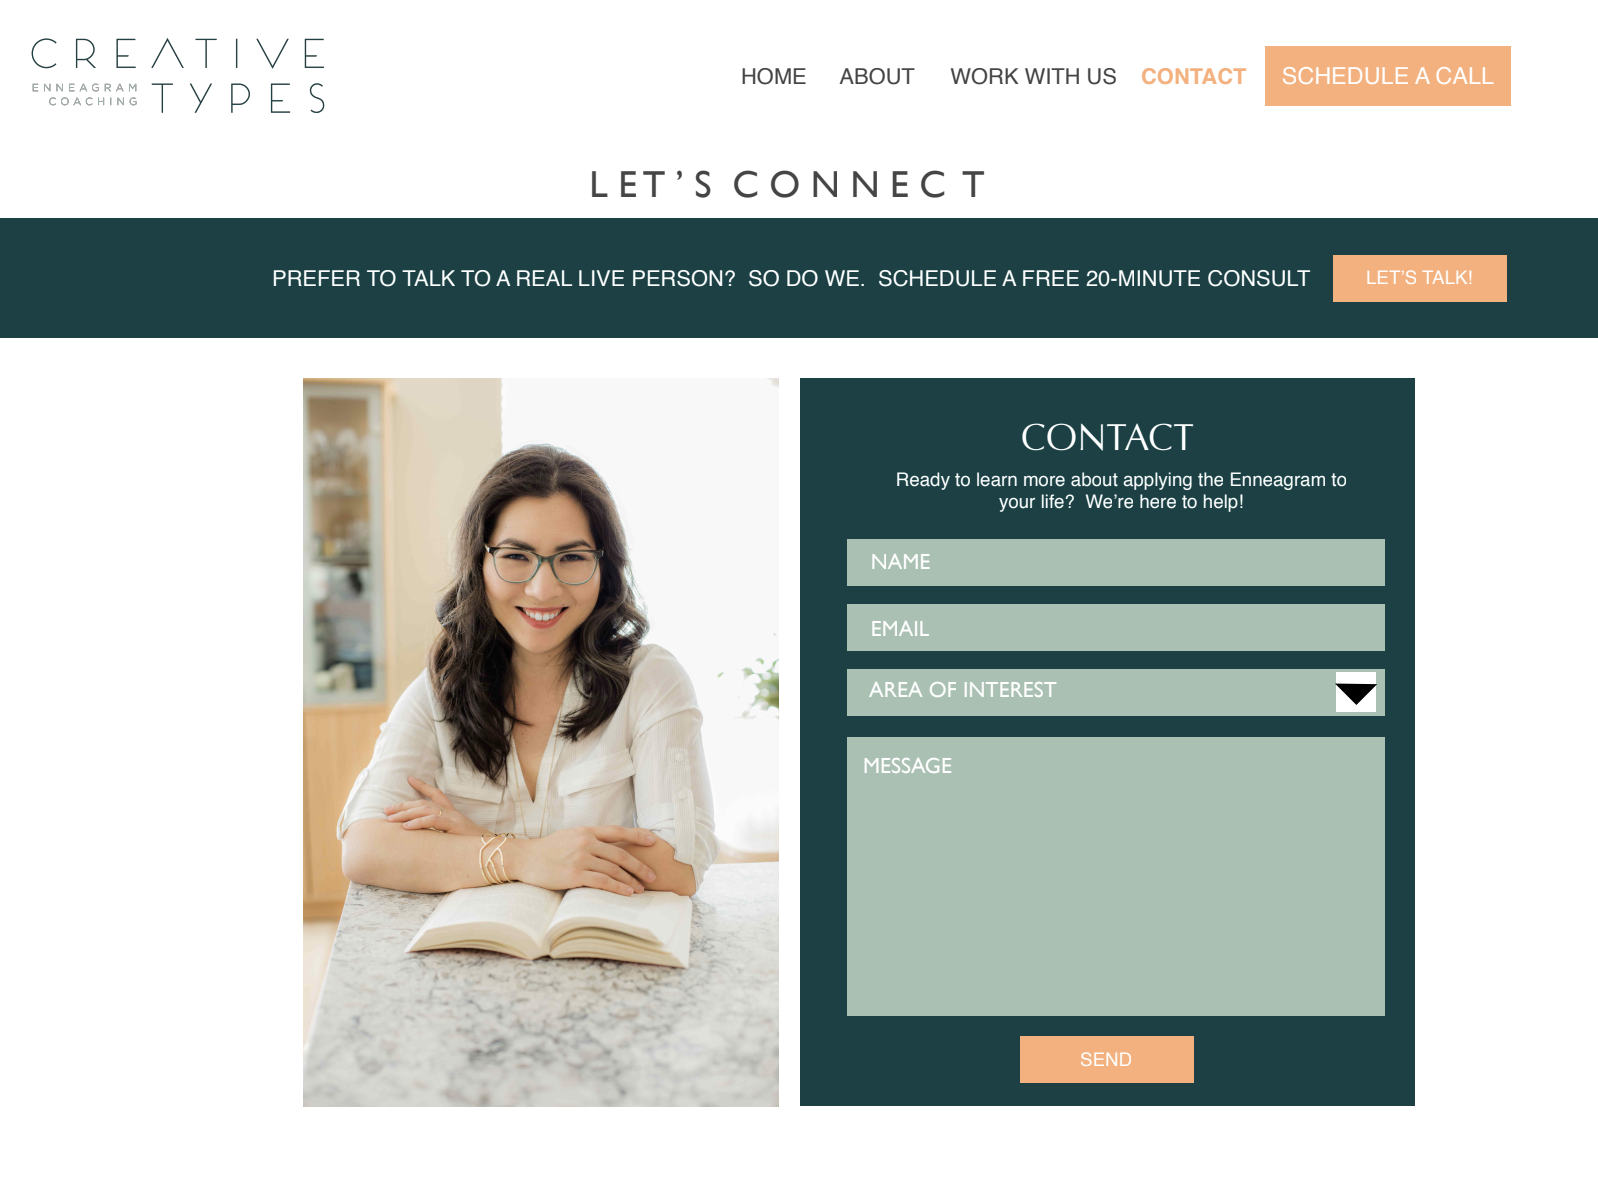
<box><xmin>1022</xmin><ymin>423</ymin><xmax>1193</xmax><ymax>451</ymax></box>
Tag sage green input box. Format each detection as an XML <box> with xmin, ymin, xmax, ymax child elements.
<box><xmin>847</xmin><ymin>538</ymin><xmax>1385</xmax><ymax>587</ymax></box>
<box><xmin>846</xmin><ymin>669</ymin><xmax>1385</xmax><ymax>716</ymax></box>
<box><xmin>846</xmin><ymin>604</ymin><xmax>1385</xmax><ymax>651</ymax></box>
<box><xmin>847</xmin><ymin>736</ymin><xmax>1385</xmax><ymax>1016</ymax></box>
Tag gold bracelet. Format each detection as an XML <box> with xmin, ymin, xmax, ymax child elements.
<box><xmin>479</xmin><ymin>834</ymin><xmax>502</xmax><ymax>886</ymax></box>
<box><xmin>478</xmin><ymin>835</ymin><xmax>494</xmax><ymax>886</ymax></box>
<box><xmin>479</xmin><ymin>833</ymin><xmax>516</xmax><ymax>885</ymax></box>
<box><xmin>489</xmin><ymin>833</ymin><xmax>514</xmax><ymax>884</ymax></box>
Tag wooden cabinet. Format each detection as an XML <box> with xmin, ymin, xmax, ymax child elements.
<box><xmin>304</xmin><ymin>704</ymin><xmax>390</xmax><ymax>917</ymax></box>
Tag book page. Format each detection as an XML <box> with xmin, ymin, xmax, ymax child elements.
<box><xmin>548</xmin><ymin>887</ymin><xmax>690</xmax><ymax>948</ymax></box>
<box><xmin>420</xmin><ymin>882</ymin><xmax>563</xmax><ymax>947</ymax></box>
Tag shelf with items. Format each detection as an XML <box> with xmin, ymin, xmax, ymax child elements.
<box><xmin>305</xmin><ymin>384</ymin><xmax>388</xmax><ymax>706</ymax></box>
<box><xmin>304</xmin><ymin>380</ymin><xmax>394</xmax><ymax>918</ymax></box>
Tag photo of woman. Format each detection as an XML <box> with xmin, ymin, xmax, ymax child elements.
<box><xmin>337</xmin><ymin>444</ymin><xmax>715</xmax><ymax>897</ymax></box>
<box><xmin>302</xmin><ymin>379</ymin><xmax>777</xmax><ymax>1107</ymax></box>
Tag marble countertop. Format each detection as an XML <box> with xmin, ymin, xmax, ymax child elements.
<box><xmin>304</xmin><ymin>862</ymin><xmax>777</xmax><ymax>1106</ymax></box>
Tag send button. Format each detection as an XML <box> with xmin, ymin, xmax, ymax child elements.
<box><xmin>1019</xmin><ymin>1036</ymin><xmax>1195</xmax><ymax>1083</ymax></box>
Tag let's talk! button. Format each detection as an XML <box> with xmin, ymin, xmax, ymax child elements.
<box><xmin>1332</xmin><ymin>255</ymin><xmax>1507</xmax><ymax>302</ymax></box>
<box><xmin>1019</xmin><ymin>1036</ymin><xmax>1195</xmax><ymax>1084</ymax></box>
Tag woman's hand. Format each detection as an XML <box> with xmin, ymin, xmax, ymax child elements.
<box><xmin>384</xmin><ymin>778</ymin><xmax>494</xmax><ymax>838</ymax></box>
<box><xmin>511</xmin><ymin>826</ymin><xmax>659</xmax><ymax>896</ymax></box>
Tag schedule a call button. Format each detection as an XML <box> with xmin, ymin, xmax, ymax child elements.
<box><xmin>1019</xmin><ymin>1036</ymin><xmax>1195</xmax><ymax>1084</ymax></box>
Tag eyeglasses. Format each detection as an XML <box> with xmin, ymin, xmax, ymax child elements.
<box><xmin>485</xmin><ymin>544</ymin><xmax>604</xmax><ymax>586</ymax></box>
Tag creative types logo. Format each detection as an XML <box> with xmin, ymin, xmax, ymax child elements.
<box><xmin>27</xmin><ymin>36</ymin><xmax>327</xmax><ymax>113</ymax></box>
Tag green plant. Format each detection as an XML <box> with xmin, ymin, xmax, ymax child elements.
<box><xmin>721</xmin><ymin>657</ymin><xmax>779</xmax><ymax>714</ymax></box>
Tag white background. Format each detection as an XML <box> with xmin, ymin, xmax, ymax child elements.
<box><xmin>2</xmin><ymin>337</ymin><xmax>1590</xmax><ymax>1194</ymax></box>
<box><xmin>0</xmin><ymin>0</ymin><xmax>1591</xmax><ymax>216</ymax></box>
<box><xmin>1</xmin><ymin>0</ymin><xmax>1594</xmax><ymax>1191</ymax></box>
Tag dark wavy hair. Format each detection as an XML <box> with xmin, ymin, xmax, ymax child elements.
<box><xmin>428</xmin><ymin>444</ymin><xmax>648</xmax><ymax>782</ymax></box>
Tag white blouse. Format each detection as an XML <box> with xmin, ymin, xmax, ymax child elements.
<box><xmin>336</xmin><ymin>643</ymin><xmax>717</xmax><ymax>886</ymax></box>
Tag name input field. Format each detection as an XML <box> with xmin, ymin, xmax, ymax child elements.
<box><xmin>846</xmin><ymin>603</ymin><xmax>1386</xmax><ymax>651</ymax></box>
<box><xmin>847</xmin><ymin>538</ymin><xmax>1385</xmax><ymax>587</ymax></box>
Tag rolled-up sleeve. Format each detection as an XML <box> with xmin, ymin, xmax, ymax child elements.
<box><xmin>629</xmin><ymin>656</ymin><xmax>718</xmax><ymax>887</ymax></box>
<box><xmin>335</xmin><ymin>673</ymin><xmax>444</xmax><ymax>839</ymax></box>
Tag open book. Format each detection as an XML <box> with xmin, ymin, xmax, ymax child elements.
<box><xmin>405</xmin><ymin>882</ymin><xmax>692</xmax><ymax>968</ymax></box>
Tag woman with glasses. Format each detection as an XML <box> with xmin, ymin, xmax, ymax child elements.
<box><xmin>337</xmin><ymin>444</ymin><xmax>714</xmax><ymax>897</ymax></box>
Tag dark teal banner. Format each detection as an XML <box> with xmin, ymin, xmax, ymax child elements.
<box><xmin>3</xmin><ymin>218</ymin><xmax>1593</xmax><ymax>337</ymax></box>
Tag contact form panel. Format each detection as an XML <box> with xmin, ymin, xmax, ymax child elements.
<box><xmin>800</xmin><ymin>378</ymin><xmax>1415</xmax><ymax>1106</ymax></box>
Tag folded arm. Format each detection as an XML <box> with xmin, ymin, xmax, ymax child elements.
<box><xmin>629</xmin><ymin>697</ymin><xmax>718</xmax><ymax>894</ymax></box>
<box><xmin>622</xmin><ymin>836</ymin><xmax>698</xmax><ymax>896</ymax></box>
<box><xmin>342</xmin><ymin>817</ymin><xmax>693</xmax><ymax>895</ymax></box>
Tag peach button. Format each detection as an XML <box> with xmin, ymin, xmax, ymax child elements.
<box><xmin>1265</xmin><ymin>47</ymin><xmax>1510</xmax><ymax>106</ymax></box>
<box><xmin>1019</xmin><ymin>1036</ymin><xmax>1194</xmax><ymax>1084</ymax></box>
<box><xmin>1332</xmin><ymin>255</ymin><xmax>1508</xmax><ymax>302</ymax></box>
